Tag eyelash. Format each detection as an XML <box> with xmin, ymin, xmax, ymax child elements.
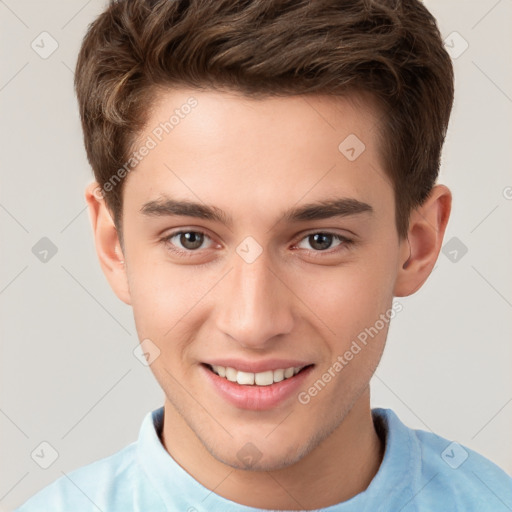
<box><xmin>160</xmin><ymin>229</ymin><xmax>354</xmax><ymax>258</ymax></box>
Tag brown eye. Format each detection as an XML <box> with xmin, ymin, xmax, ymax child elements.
<box><xmin>307</xmin><ymin>233</ymin><xmax>334</xmax><ymax>251</ymax></box>
<box><xmin>177</xmin><ymin>231</ymin><xmax>204</xmax><ymax>250</ymax></box>
<box><xmin>297</xmin><ymin>232</ymin><xmax>348</xmax><ymax>251</ymax></box>
<box><xmin>162</xmin><ymin>230</ymin><xmax>213</xmax><ymax>254</ymax></box>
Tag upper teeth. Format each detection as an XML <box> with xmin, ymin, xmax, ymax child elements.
<box><xmin>211</xmin><ymin>365</ymin><xmax>304</xmax><ymax>386</ymax></box>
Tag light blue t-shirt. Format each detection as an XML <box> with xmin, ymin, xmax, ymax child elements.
<box><xmin>15</xmin><ymin>406</ymin><xmax>512</xmax><ymax>511</ymax></box>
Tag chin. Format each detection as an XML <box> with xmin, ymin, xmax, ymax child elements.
<box><xmin>205</xmin><ymin>434</ymin><xmax>314</xmax><ymax>472</ymax></box>
<box><xmin>220</xmin><ymin>449</ymin><xmax>305</xmax><ymax>472</ymax></box>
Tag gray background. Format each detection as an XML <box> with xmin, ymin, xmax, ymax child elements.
<box><xmin>1</xmin><ymin>0</ymin><xmax>511</xmax><ymax>510</ymax></box>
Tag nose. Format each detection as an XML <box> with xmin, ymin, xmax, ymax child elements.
<box><xmin>214</xmin><ymin>248</ymin><xmax>295</xmax><ymax>349</ymax></box>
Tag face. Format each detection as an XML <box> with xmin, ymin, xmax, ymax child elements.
<box><xmin>118</xmin><ymin>88</ymin><xmax>404</xmax><ymax>470</ymax></box>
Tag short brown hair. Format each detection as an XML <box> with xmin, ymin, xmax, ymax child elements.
<box><xmin>75</xmin><ymin>0</ymin><xmax>454</xmax><ymax>241</ymax></box>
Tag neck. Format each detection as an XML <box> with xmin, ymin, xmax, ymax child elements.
<box><xmin>161</xmin><ymin>388</ymin><xmax>384</xmax><ymax>510</ymax></box>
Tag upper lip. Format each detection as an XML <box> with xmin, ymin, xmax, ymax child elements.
<box><xmin>203</xmin><ymin>359</ymin><xmax>313</xmax><ymax>373</ymax></box>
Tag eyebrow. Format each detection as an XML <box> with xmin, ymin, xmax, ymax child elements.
<box><xmin>140</xmin><ymin>196</ymin><xmax>373</xmax><ymax>226</ymax></box>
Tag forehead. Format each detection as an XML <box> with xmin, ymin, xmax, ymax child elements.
<box><xmin>122</xmin><ymin>87</ymin><xmax>393</xmax><ymax>227</ymax></box>
<box><xmin>144</xmin><ymin>87</ymin><xmax>383</xmax><ymax>159</ymax></box>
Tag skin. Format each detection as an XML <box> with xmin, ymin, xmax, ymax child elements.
<box><xmin>85</xmin><ymin>88</ymin><xmax>451</xmax><ymax>510</ymax></box>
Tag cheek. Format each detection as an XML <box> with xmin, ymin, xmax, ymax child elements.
<box><xmin>127</xmin><ymin>262</ymin><xmax>204</xmax><ymax>383</ymax></box>
<box><xmin>126</xmin><ymin>254</ymin><xmax>219</xmax><ymax>345</ymax></box>
<box><xmin>300</xmin><ymin>266</ymin><xmax>394</xmax><ymax>405</ymax></box>
<box><xmin>126</xmin><ymin>256</ymin><xmax>183</xmax><ymax>335</ymax></box>
<box><xmin>301</xmin><ymin>260</ymin><xmax>394</xmax><ymax>338</ymax></box>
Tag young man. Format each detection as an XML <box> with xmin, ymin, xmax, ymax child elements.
<box><xmin>16</xmin><ymin>0</ymin><xmax>512</xmax><ymax>510</ymax></box>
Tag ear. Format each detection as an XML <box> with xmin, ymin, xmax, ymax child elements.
<box><xmin>394</xmin><ymin>184</ymin><xmax>452</xmax><ymax>297</ymax></box>
<box><xmin>85</xmin><ymin>182</ymin><xmax>131</xmax><ymax>305</ymax></box>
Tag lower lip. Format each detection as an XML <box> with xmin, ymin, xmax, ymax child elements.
<box><xmin>201</xmin><ymin>364</ymin><xmax>314</xmax><ymax>411</ymax></box>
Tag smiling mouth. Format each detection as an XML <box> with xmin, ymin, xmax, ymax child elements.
<box><xmin>204</xmin><ymin>363</ymin><xmax>314</xmax><ymax>386</ymax></box>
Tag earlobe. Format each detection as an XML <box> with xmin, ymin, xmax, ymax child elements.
<box><xmin>394</xmin><ymin>184</ymin><xmax>452</xmax><ymax>297</ymax></box>
<box><xmin>85</xmin><ymin>182</ymin><xmax>132</xmax><ymax>305</ymax></box>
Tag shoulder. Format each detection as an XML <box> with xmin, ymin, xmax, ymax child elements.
<box><xmin>414</xmin><ymin>426</ymin><xmax>512</xmax><ymax>510</ymax></box>
<box><xmin>375</xmin><ymin>408</ymin><xmax>512</xmax><ymax>511</ymax></box>
<box><xmin>14</xmin><ymin>442</ymin><xmax>149</xmax><ymax>512</ymax></box>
